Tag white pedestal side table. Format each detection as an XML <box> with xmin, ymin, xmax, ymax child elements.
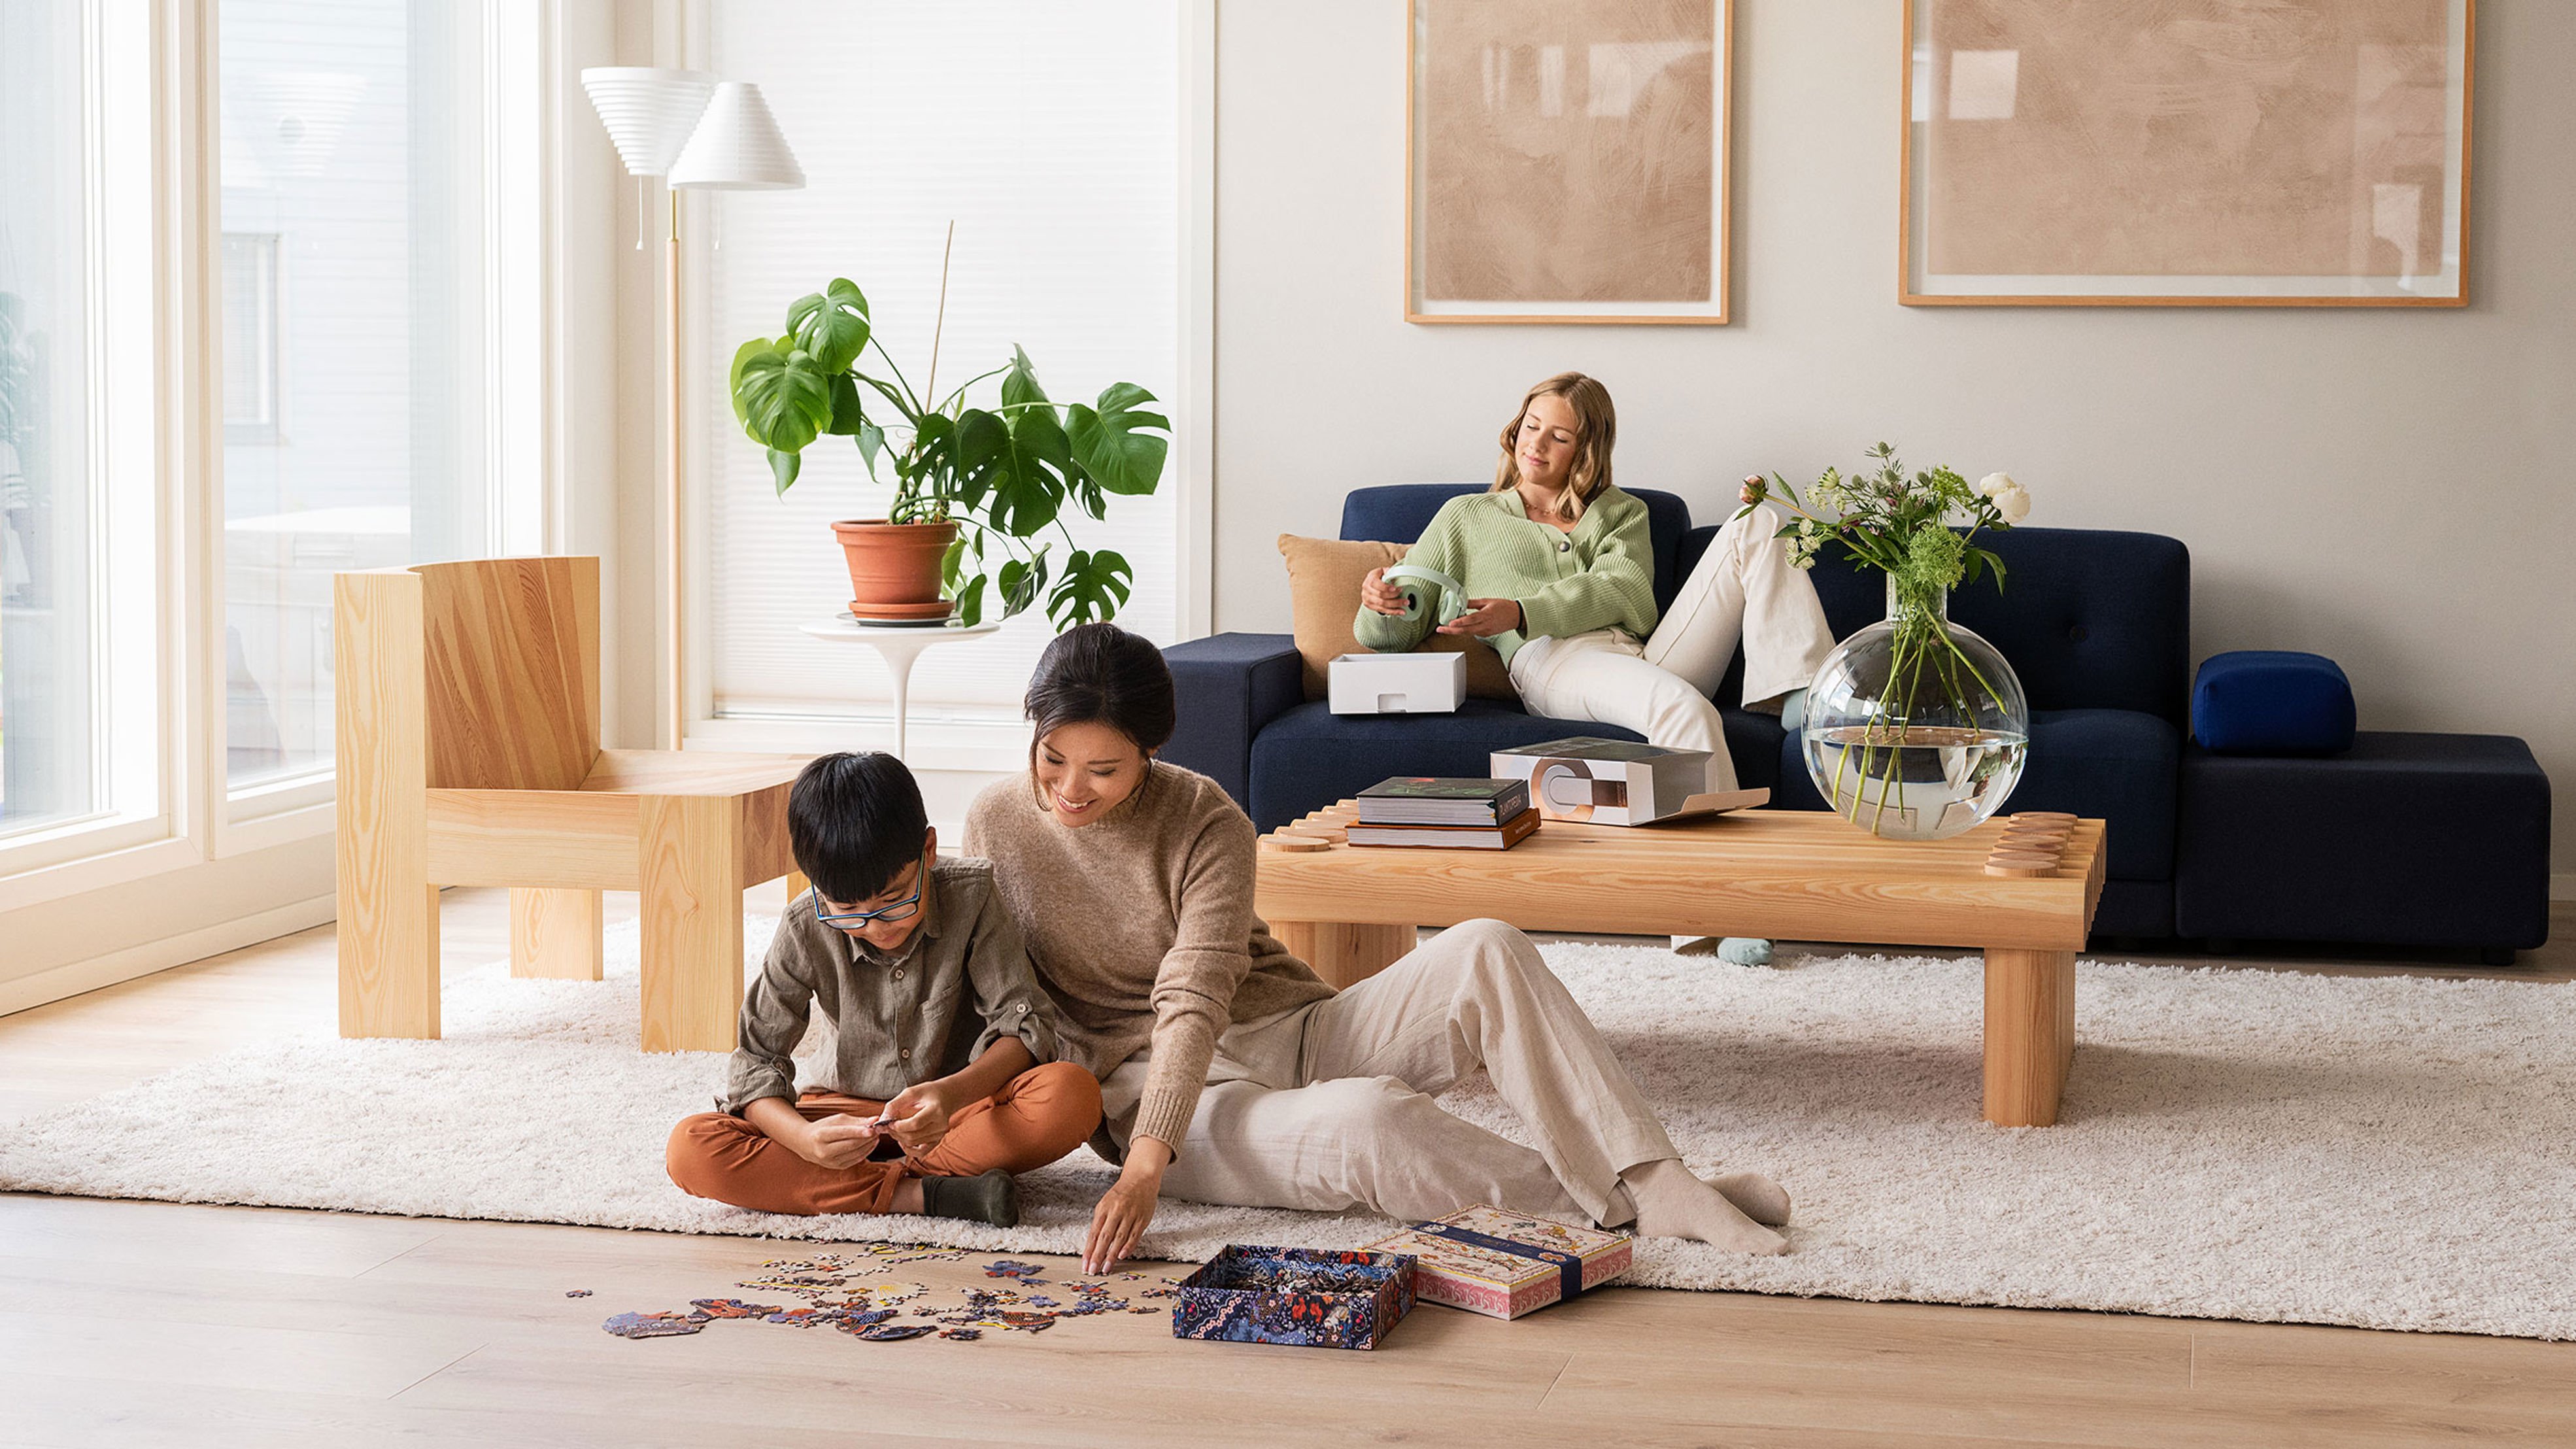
<box><xmin>799</xmin><ymin>615</ymin><xmax>1002</xmax><ymax>760</ymax></box>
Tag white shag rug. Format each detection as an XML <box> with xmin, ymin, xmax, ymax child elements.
<box><xmin>5</xmin><ymin>915</ymin><xmax>2571</xmax><ymax>1340</ymax></box>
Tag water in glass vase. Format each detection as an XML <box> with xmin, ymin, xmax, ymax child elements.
<box><xmin>1802</xmin><ymin>722</ymin><xmax>2029</xmax><ymax>842</ymax></box>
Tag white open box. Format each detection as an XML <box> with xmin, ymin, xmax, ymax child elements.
<box><xmin>1329</xmin><ymin>651</ymin><xmax>1466</xmax><ymax>715</ymax></box>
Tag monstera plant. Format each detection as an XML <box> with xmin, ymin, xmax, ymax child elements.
<box><xmin>729</xmin><ymin>276</ymin><xmax>1168</xmax><ymax>626</ymax></box>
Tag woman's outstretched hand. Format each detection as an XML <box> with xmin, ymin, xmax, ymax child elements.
<box><xmin>1085</xmin><ymin>1136</ymin><xmax>1172</xmax><ymax>1274</ymax></box>
<box><xmin>1436</xmin><ymin>598</ymin><xmax>1523</xmax><ymax>638</ymax></box>
<box><xmin>1359</xmin><ymin>566</ymin><xmax>1408</xmax><ymax>617</ymax></box>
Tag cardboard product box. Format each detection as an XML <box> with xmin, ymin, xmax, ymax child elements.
<box><xmin>1489</xmin><ymin>736</ymin><xmax>1713</xmax><ymax>826</ymax></box>
<box><xmin>1170</xmin><ymin>1246</ymin><xmax>1418</xmax><ymax>1350</ymax></box>
<box><xmin>1363</xmin><ymin>1206</ymin><xmax>1632</xmax><ymax>1320</ymax></box>
<box><xmin>1329</xmin><ymin>651</ymin><xmax>1466</xmax><ymax>715</ymax></box>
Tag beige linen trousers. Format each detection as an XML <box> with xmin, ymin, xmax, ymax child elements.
<box><xmin>1098</xmin><ymin>918</ymin><xmax>1678</xmax><ymax>1227</ymax></box>
<box><xmin>1508</xmin><ymin>502</ymin><xmax>1836</xmax><ymax>792</ymax></box>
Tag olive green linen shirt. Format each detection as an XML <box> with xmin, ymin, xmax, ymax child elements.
<box><xmin>1351</xmin><ymin>485</ymin><xmax>1660</xmax><ymax>666</ymax></box>
<box><xmin>717</xmin><ymin>857</ymin><xmax>1061</xmax><ymax>1116</ymax></box>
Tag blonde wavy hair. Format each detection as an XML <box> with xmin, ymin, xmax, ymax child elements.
<box><xmin>1490</xmin><ymin>371</ymin><xmax>1616</xmax><ymax>524</ymax></box>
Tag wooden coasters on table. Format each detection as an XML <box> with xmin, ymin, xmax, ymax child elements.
<box><xmin>1984</xmin><ymin>812</ymin><xmax>2076</xmax><ymax>878</ymax></box>
<box><xmin>1259</xmin><ymin>832</ymin><xmax>1330</xmax><ymax>852</ymax></box>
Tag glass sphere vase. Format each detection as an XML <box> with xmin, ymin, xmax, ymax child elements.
<box><xmin>1801</xmin><ymin>581</ymin><xmax>2029</xmax><ymax>840</ymax></box>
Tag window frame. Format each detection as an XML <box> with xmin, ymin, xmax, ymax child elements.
<box><xmin>0</xmin><ymin>0</ymin><xmax>555</xmax><ymax>900</ymax></box>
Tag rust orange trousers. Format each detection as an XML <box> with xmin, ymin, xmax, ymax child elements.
<box><xmin>666</xmin><ymin>1061</ymin><xmax>1102</xmax><ymax>1216</ymax></box>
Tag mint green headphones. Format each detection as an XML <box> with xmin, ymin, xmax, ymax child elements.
<box><xmin>1381</xmin><ymin>565</ymin><xmax>1470</xmax><ymax>626</ymax></box>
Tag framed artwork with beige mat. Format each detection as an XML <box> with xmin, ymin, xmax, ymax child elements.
<box><xmin>1406</xmin><ymin>0</ymin><xmax>1733</xmax><ymax>324</ymax></box>
<box><xmin>1901</xmin><ymin>0</ymin><xmax>2475</xmax><ymax>307</ymax></box>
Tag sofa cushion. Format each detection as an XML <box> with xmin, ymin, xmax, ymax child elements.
<box><xmin>1275</xmin><ymin>534</ymin><xmax>1514</xmax><ymax>702</ymax></box>
<box><xmin>1773</xmin><ymin>706</ymin><xmax>2178</xmax><ymax>884</ymax></box>
<box><xmin>2192</xmin><ymin>650</ymin><xmax>2357</xmax><ymax>755</ymax></box>
<box><xmin>1248</xmin><ymin>701</ymin><xmax>1644</xmax><ymax>832</ymax></box>
<box><xmin>1338</xmin><ymin>484</ymin><xmax>1695</xmax><ymax>613</ymax></box>
<box><xmin>2176</xmin><ymin>733</ymin><xmax>2550</xmax><ymax>950</ymax></box>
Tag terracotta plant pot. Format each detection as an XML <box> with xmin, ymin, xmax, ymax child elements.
<box><xmin>832</xmin><ymin>519</ymin><xmax>958</xmax><ymax>621</ymax></box>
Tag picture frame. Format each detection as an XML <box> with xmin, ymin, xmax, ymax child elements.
<box><xmin>1900</xmin><ymin>0</ymin><xmax>2475</xmax><ymax>308</ymax></box>
<box><xmin>1406</xmin><ymin>0</ymin><xmax>1733</xmax><ymax>325</ymax></box>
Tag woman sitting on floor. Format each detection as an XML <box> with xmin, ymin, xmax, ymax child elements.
<box><xmin>1355</xmin><ymin>370</ymin><xmax>1835</xmax><ymax>964</ymax></box>
<box><xmin>962</xmin><ymin>622</ymin><xmax>1793</xmax><ymax>1274</ymax></box>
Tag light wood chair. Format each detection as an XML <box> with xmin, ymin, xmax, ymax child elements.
<box><xmin>334</xmin><ymin>556</ymin><xmax>809</xmax><ymax>1052</ymax></box>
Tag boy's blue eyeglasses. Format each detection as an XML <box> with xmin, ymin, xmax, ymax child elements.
<box><xmin>811</xmin><ymin>850</ymin><xmax>928</xmax><ymax>929</ymax></box>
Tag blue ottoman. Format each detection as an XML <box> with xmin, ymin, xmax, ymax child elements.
<box><xmin>2192</xmin><ymin>651</ymin><xmax>2357</xmax><ymax>755</ymax></box>
<box><xmin>2175</xmin><ymin>732</ymin><xmax>2551</xmax><ymax>961</ymax></box>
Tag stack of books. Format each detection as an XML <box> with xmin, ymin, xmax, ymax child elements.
<box><xmin>1347</xmin><ymin>777</ymin><xmax>1539</xmax><ymax>849</ymax></box>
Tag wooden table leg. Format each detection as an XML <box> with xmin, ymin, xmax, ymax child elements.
<box><xmin>511</xmin><ymin>888</ymin><xmax>603</xmax><ymax>980</ymax></box>
<box><xmin>638</xmin><ymin>796</ymin><xmax>746</xmax><ymax>1053</ymax></box>
<box><xmin>1982</xmin><ymin>947</ymin><xmax>2076</xmax><ymax>1127</ymax></box>
<box><xmin>1275</xmin><ymin>921</ymin><xmax>1415</xmax><ymax>990</ymax></box>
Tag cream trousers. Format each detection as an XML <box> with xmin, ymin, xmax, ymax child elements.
<box><xmin>1508</xmin><ymin>503</ymin><xmax>1835</xmax><ymax>791</ymax></box>
<box><xmin>1098</xmin><ymin>919</ymin><xmax>1679</xmax><ymax>1227</ymax></box>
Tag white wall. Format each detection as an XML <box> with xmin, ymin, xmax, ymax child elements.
<box><xmin>1212</xmin><ymin>0</ymin><xmax>2576</xmax><ymax>881</ymax></box>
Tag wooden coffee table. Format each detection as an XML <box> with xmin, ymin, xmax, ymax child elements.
<box><xmin>1255</xmin><ymin>806</ymin><xmax>2108</xmax><ymax>1128</ymax></box>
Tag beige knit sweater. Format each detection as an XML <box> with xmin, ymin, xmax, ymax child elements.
<box><xmin>963</xmin><ymin>762</ymin><xmax>1332</xmax><ymax>1155</ymax></box>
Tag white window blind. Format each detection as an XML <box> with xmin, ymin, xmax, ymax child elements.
<box><xmin>704</xmin><ymin>1</ymin><xmax>1181</xmax><ymax>724</ymax></box>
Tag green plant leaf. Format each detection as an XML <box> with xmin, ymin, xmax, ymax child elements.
<box><xmin>1066</xmin><ymin>382</ymin><xmax>1169</xmax><ymax>496</ymax></box>
<box><xmin>735</xmin><ymin>344</ymin><xmax>831</xmax><ymax>453</ymax></box>
<box><xmin>997</xmin><ymin>549</ymin><xmax>1051</xmax><ymax>619</ymax></box>
<box><xmin>954</xmin><ymin>573</ymin><xmax>989</xmax><ymax>628</ymax></box>
<box><xmin>767</xmin><ymin>447</ymin><xmax>801</xmax><ymax>495</ymax></box>
<box><xmin>786</xmin><ymin>279</ymin><xmax>871</xmax><ymax>373</ymax></box>
<box><xmin>953</xmin><ymin>406</ymin><xmax>1064</xmax><ymax>536</ymax></box>
<box><xmin>1047</xmin><ymin>548</ymin><xmax>1134</xmax><ymax>629</ymax></box>
<box><xmin>1066</xmin><ymin>462</ymin><xmax>1108</xmax><ymax>520</ymax></box>
<box><xmin>729</xmin><ymin>337</ymin><xmax>776</xmax><ymax>427</ymax></box>
<box><xmin>856</xmin><ymin>420</ymin><xmax>885</xmax><ymax>479</ymax></box>
<box><xmin>1000</xmin><ymin>344</ymin><xmax>1050</xmax><ymax>411</ymax></box>
<box><xmin>825</xmin><ymin>375</ymin><xmax>868</xmax><ymax>435</ymax></box>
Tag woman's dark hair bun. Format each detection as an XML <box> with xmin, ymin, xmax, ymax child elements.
<box><xmin>1024</xmin><ymin>622</ymin><xmax>1176</xmax><ymax>755</ymax></box>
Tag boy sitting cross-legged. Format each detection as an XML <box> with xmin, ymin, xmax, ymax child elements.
<box><xmin>667</xmin><ymin>751</ymin><xmax>1101</xmax><ymax>1227</ymax></box>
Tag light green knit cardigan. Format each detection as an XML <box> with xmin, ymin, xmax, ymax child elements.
<box><xmin>1351</xmin><ymin>486</ymin><xmax>1658</xmax><ymax>666</ymax></box>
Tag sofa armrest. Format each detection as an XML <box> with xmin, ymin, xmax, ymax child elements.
<box><xmin>1161</xmin><ymin>634</ymin><xmax>1304</xmax><ymax>813</ymax></box>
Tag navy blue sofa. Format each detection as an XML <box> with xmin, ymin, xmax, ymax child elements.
<box><xmin>1163</xmin><ymin>484</ymin><xmax>2549</xmax><ymax>954</ymax></box>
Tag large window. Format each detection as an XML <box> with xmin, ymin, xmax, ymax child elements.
<box><xmin>1</xmin><ymin>5</ymin><xmax>101</xmax><ymax>840</ymax></box>
<box><xmin>702</xmin><ymin>2</ymin><xmax>1181</xmax><ymax>736</ymax></box>
<box><xmin>219</xmin><ymin>0</ymin><xmax>492</xmax><ymax>789</ymax></box>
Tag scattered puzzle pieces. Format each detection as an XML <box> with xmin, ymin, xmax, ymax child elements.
<box><xmin>602</xmin><ymin>1248</ymin><xmax>1182</xmax><ymax>1348</ymax></box>
<box><xmin>602</xmin><ymin>1312</ymin><xmax>705</xmax><ymax>1339</ymax></box>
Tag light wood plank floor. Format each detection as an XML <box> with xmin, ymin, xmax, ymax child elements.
<box><xmin>2</xmin><ymin>889</ymin><xmax>2569</xmax><ymax>1448</ymax></box>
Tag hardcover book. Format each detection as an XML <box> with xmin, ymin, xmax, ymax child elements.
<box><xmin>1353</xmin><ymin>776</ymin><xmax>1531</xmax><ymax>826</ymax></box>
<box><xmin>1344</xmin><ymin>806</ymin><xmax>1540</xmax><ymax>851</ymax></box>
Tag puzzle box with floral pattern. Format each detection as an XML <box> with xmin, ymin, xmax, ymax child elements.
<box><xmin>1170</xmin><ymin>1247</ymin><xmax>1418</xmax><ymax>1350</ymax></box>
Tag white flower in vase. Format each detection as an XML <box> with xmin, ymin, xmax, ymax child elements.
<box><xmin>1996</xmin><ymin>485</ymin><xmax>2032</xmax><ymax>524</ymax></box>
<box><xmin>1978</xmin><ymin>471</ymin><xmax>2017</xmax><ymax>499</ymax></box>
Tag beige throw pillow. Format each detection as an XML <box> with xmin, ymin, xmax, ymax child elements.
<box><xmin>1275</xmin><ymin>534</ymin><xmax>1517</xmax><ymax>702</ymax></box>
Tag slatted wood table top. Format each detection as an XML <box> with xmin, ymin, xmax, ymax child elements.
<box><xmin>1256</xmin><ymin>806</ymin><xmax>2108</xmax><ymax>953</ymax></box>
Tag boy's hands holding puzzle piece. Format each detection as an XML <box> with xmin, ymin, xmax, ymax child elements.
<box><xmin>793</xmin><ymin>1083</ymin><xmax>953</xmax><ymax>1169</ymax></box>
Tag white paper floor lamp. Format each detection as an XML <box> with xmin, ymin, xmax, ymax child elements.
<box><xmin>664</xmin><ymin>84</ymin><xmax>803</xmax><ymax>747</ymax></box>
<box><xmin>579</xmin><ymin>70</ymin><xmax>802</xmax><ymax>750</ymax></box>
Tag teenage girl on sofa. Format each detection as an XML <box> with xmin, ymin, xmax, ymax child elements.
<box><xmin>1353</xmin><ymin>371</ymin><xmax>1836</xmax><ymax>962</ymax></box>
